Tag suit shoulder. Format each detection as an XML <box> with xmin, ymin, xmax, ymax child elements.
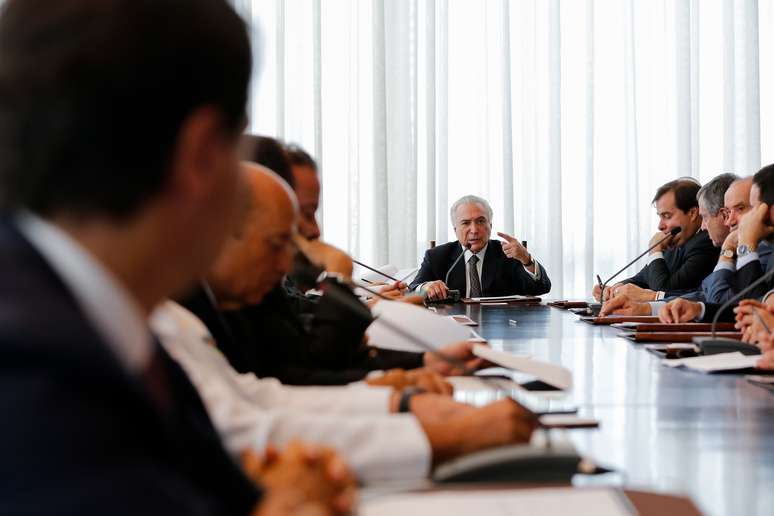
<box><xmin>425</xmin><ymin>241</ymin><xmax>460</xmax><ymax>259</ymax></box>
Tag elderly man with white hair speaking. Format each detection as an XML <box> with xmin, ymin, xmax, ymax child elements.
<box><xmin>410</xmin><ymin>195</ymin><xmax>552</xmax><ymax>301</ymax></box>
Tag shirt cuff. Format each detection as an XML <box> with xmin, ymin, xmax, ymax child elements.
<box><xmin>764</xmin><ymin>290</ymin><xmax>774</xmax><ymax>303</ymax></box>
<box><xmin>737</xmin><ymin>252</ymin><xmax>761</xmax><ymax>270</ymax></box>
<box><xmin>714</xmin><ymin>261</ymin><xmax>736</xmax><ymax>273</ymax></box>
<box><xmin>655</xmin><ymin>291</ymin><xmax>665</xmax><ymax>301</ymax></box>
<box><xmin>522</xmin><ymin>259</ymin><xmax>540</xmax><ymax>280</ymax></box>
<box><xmin>648</xmin><ymin>252</ymin><xmax>665</xmax><ymax>264</ymax></box>
<box><xmin>650</xmin><ymin>301</ymin><xmax>666</xmax><ymax>316</ymax></box>
<box><xmin>698</xmin><ymin>302</ymin><xmax>706</xmax><ymax>321</ymax></box>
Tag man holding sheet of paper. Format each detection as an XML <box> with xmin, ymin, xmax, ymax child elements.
<box><xmin>410</xmin><ymin>195</ymin><xmax>552</xmax><ymax>300</ymax></box>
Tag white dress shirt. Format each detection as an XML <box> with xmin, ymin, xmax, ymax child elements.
<box><xmin>15</xmin><ymin>212</ymin><xmax>152</xmax><ymax>374</ymax></box>
<box><xmin>150</xmin><ymin>301</ymin><xmax>431</xmax><ymax>483</ymax></box>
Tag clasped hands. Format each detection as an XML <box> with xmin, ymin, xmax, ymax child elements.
<box><xmin>247</xmin><ymin>441</ymin><xmax>356</xmax><ymax>516</ymax></box>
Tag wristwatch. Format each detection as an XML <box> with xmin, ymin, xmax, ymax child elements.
<box><xmin>721</xmin><ymin>248</ymin><xmax>735</xmax><ymax>260</ymax></box>
<box><xmin>737</xmin><ymin>244</ymin><xmax>756</xmax><ymax>257</ymax></box>
<box><xmin>523</xmin><ymin>255</ymin><xmax>535</xmax><ymax>267</ymax></box>
<box><xmin>398</xmin><ymin>387</ymin><xmax>426</xmax><ymax>413</ymax></box>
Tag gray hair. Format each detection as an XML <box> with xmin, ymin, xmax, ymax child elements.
<box><xmin>697</xmin><ymin>173</ymin><xmax>739</xmax><ymax>216</ymax></box>
<box><xmin>450</xmin><ymin>195</ymin><xmax>493</xmax><ymax>226</ymax></box>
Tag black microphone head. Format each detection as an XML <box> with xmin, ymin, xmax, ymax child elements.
<box><xmin>670</xmin><ymin>227</ymin><xmax>681</xmax><ymax>236</ymax></box>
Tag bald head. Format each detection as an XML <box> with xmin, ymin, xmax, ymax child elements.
<box><xmin>242</xmin><ymin>161</ymin><xmax>298</xmax><ymax>230</ymax></box>
<box><xmin>207</xmin><ymin>163</ymin><xmax>299</xmax><ymax>307</ymax></box>
<box><xmin>724</xmin><ymin>177</ymin><xmax>753</xmax><ymax>230</ymax></box>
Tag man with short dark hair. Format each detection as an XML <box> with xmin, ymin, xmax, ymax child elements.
<box><xmin>593</xmin><ymin>178</ymin><xmax>718</xmax><ymax>302</ymax></box>
<box><xmin>0</xmin><ymin>1</ymin><xmax>350</xmax><ymax>514</ymax></box>
<box><xmin>660</xmin><ymin>165</ymin><xmax>774</xmax><ymax>324</ymax></box>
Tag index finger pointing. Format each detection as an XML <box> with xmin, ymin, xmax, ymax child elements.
<box><xmin>496</xmin><ymin>232</ymin><xmax>518</xmax><ymax>243</ymax></box>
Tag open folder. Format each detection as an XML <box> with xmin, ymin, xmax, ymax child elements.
<box><xmin>580</xmin><ymin>315</ymin><xmax>660</xmax><ymax>325</ymax></box>
<box><xmin>611</xmin><ymin>322</ymin><xmax>737</xmax><ymax>332</ymax></box>
<box><xmin>619</xmin><ymin>331</ymin><xmax>743</xmax><ymax>343</ymax></box>
<box><xmin>547</xmin><ymin>300</ymin><xmax>590</xmax><ymax>309</ymax></box>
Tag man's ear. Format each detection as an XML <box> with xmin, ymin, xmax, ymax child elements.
<box><xmin>166</xmin><ymin>106</ymin><xmax>229</xmax><ymax>203</ymax></box>
<box><xmin>688</xmin><ymin>206</ymin><xmax>700</xmax><ymax>222</ymax></box>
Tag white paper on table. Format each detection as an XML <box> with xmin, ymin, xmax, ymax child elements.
<box><xmin>662</xmin><ymin>351</ymin><xmax>760</xmax><ymax>372</ymax></box>
<box><xmin>469</xmin><ymin>294</ymin><xmax>539</xmax><ymax>302</ymax></box>
<box><xmin>396</xmin><ymin>267</ymin><xmax>419</xmax><ymax>283</ymax></box>
<box><xmin>359</xmin><ymin>487</ymin><xmax>634</xmax><ymax>516</ymax></box>
<box><xmin>472</xmin><ymin>344</ymin><xmax>573</xmax><ymax>390</ymax></box>
<box><xmin>358</xmin><ymin>264</ymin><xmax>399</xmax><ymax>284</ymax></box>
<box><xmin>366</xmin><ymin>301</ymin><xmax>471</xmax><ymax>352</ymax></box>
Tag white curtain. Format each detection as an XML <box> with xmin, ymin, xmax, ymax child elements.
<box><xmin>236</xmin><ymin>0</ymin><xmax>774</xmax><ymax>298</ymax></box>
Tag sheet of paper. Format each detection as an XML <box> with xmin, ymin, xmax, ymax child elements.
<box><xmin>662</xmin><ymin>351</ymin><xmax>760</xmax><ymax>372</ymax></box>
<box><xmin>360</xmin><ymin>487</ymin><xmax>634</xmax><ymax>516</ymax></box>
<box><xmin>366</xmin><ymin>301</ymin><xmax>471</xmax><ymax>352</ymax></box>
<box><xmin>473</xmin><ymin>344</ymin><xmax>573</xmax><ymax>390</ymax></box>
<box><xmin>469</xmin><ymin>294</ymin><xmax>539</xmax><ymax>302</ymax></box>
<box><xmin>396</xmin><ymin>267</ymin><xmax>419</xmax><ymax>282</ymax></box>
<box><xmin>358</xmin><ymin>264</ymin><xmax>399</xmax><ymax>284</ymax></box>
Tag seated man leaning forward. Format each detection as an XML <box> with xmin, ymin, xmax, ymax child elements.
<box><xmin>410</xmin><ymin>195</ymin><xmax>551</xmax><ymax>301</ymax></box>
<box><xmin>592</xmin><ymin>178</ymin><xmax>718</xmax><ymax>303</ymax></box>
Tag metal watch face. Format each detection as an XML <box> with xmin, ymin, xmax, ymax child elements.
<box><xmin>737</xmin><ymin>244</ymin><xmax>750</xmax><ymax>256</ymax></box>
<box><xmin>721</xmin><ymin>249</ymin><xmax>735</xmax><ymax>259</ymax></box>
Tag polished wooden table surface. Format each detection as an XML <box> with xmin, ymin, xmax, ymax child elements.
<box><xmin>436</xmin><ymin>302</ymin><xmax>774</xmax><ymax>516</ymax></box>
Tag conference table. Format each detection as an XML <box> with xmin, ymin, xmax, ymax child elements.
<box><xmin>433</xmin><ymin>302</ymin><xmax>774</xmax><ymax>516</ymax></box>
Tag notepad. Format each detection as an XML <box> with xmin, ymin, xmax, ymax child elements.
<box><xmin>662</xmin><ymin>351</ymin><xmax>760</xmax><ymax>372</ymax></box>
<box><xmin>360</xmin><ymin>487</ymin><xmax>635</xmax><ymax>516</ymax></box>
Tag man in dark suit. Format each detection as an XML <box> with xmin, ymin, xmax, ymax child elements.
<box><xmin>659</xmin><ymin>165</ymin><xmax>774</xmax><ymax>325</ymax></box>
<box><xmin>189</xmin><ymin>163</ymin><xmax>485</xmax><ymax>386</ymax></box>
<box><xmin>409</xmin><ymin>195</ymin><xmax>551</xmax><ymax>300</ymax></box>
<box><xmin>0</xmin><ymin>1</ymin><xmax>351</xmax><ymax>514</ymax></box>
<box><xmin>594</xmin><ymin>179</ymin><xmax>719</xmax><ymax>302</ymax></box>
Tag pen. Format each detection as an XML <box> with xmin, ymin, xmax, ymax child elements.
<box><xmin>752</xmin><ymin>307</ymin><xmax>771</xmax><ymax>335</ymax></box>
<box><xmin>596</xmin><ymin>274</ymin><xmax>604</xmax><ymax>302</ymax></box>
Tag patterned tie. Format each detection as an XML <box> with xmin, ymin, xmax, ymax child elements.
<box><xmin>468</xmin><ymin>255</ymin><xmax>482</xmax><ymax>298</ymax></box>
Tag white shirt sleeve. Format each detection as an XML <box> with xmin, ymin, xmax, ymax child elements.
<box><xmin>150</xmin><ymin>301</ymin><xmax>432</xmax><ymax>483</ymax></box>
<box><xmin>714</xmin><ymin>261</ymin><xmax>736</xmax><ymax>273</ymax></box>
<box><xmin>648</xmin><ymin>252</ymin><xmax>665</xmax><ymax>264</ymax></box>
<box><xmin>737</xmin><ymin>252</ymin><xmax>761</xmax><ymax>270</ymax></box>
<box><xmin>649</xmin><ymin>301</ymin><xmax>666</xmax><ymax>316</ymax></box>
<box><xmin>522</xmin><ymin>259</ymin><xmax>540</xmax><ymax>280</ymax></box>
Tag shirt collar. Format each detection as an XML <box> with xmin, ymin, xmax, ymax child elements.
<box><xmin>15</xmin><ymin>211</ymin><xmax>153</xmax><ymax>374</ymax></box>
<box><xmin>463</xmin><ymin>242</ymin><xmax>488</xmax><ymax>263</ymax></box>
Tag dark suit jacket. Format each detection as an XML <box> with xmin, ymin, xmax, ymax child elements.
<box><xmin>182</xmin><ymin>284</ymin><xmax>425</xmax><ymax>386</ymax></box>
<box><xmin>409</xmin><ymin>239</ymin><xmax>551</xmax><ymax>296</ymax></box>
<box><xmin>701</xmin><ymin>244</ymin><xmax>774</xmax><ymax>323</ymax></box>
<box><xmin>0</xmin><ymin>220</ymin><xmax>259</xmax><ymax>516</ymax></box>
<box><xmin>621</xmin><ymin>230</ymin><xmax>719</xmax><ymax>292</ymax></box>
<box><xmin>698</xmin><ymin>242</ymin><xmax>772</xmax><ymax>304</ymax></box>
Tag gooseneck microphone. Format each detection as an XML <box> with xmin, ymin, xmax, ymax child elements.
<box><xmin>426</xmin><ymin>242</ymin><xmax>472</xmax><ymax>304</ymax></box>
<box><xmin>689</xmin><ymin>265</ymin><xmax>774</xmax><ymax>356</ymax></box>
<box><xmin>596</xmin><ymin>227</ymin><xmax>682</xmax><ymax>306</ymax></box>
